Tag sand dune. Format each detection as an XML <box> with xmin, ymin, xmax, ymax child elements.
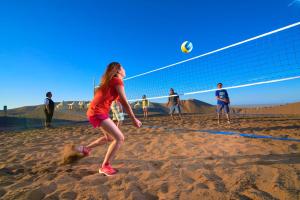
<box><xmin>0</xmin><ymin>102</ymin><xmax>87</xmax><ymax>120</ymax></box>
<box><xmin>2</xmin><ymin>100</ymin><xmax>299</xmax><ymax>120</ymax></box>
<box><xmin>1</xmin><ymin>114</ymin><xmax>300</xmax><ymax>199</ymax></box>
<box><xmin>132</xmin><ymin>99</ymin><xmax>214</xmax><ymax>115</ymax></box>
<box><xmin>0</xmin><ymin>102</ymin><xmax>88</xmax><ymax>131</ymax></box>
<box><xmin>1</xmin><ymin>100</ymin><xmax>299</xmax><ymax>133</ymax></box>
<box><xmin>233</xmin><ymin>102</ymin><xmax>300</xmax><ymax>115</ymax></box>
<box><xmin>180</xmin><ymin>99</ymin><xmax>214</xmax><ymax>113</ymax></box>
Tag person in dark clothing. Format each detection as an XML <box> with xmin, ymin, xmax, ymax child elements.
<box><xmin>44</xmin><ymin>92</ymin><xmax>54</xmax><ymax>128</ymax></box>
<box><xmin>167</xmin><ymin>88</ymin><xmax>182</xmax><ymax>120</ymax></box>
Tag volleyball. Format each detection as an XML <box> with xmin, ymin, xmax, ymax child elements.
<box><xmin>181</xmin><ymin>41</ymin><xmax>193</xmax><ymax>53</ymax></box>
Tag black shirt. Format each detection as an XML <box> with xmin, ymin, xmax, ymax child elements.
<box><xmin>45</xmin><ymin>98</ymin><xmax>54</xmax><ymax>113</ymax></box>
<box><xmin>168</xmin><ymin>93</ymin><xmax>179</xmax><ymax>106</ymax></box>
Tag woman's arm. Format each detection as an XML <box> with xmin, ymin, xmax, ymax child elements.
<box><xmin>116</xmin><ymin>85</ymin><xmax>141</xmax><ymax>127</ymax></box>
<box><xmin>115</xmin><ymin>85</ymin><xmax>134</xmax><ymax>118</ymax></box>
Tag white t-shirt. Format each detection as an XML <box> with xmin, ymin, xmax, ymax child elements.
<box><xmin>44</xmin><ymin>98</ymin><xmax>50</xmax><ymax>105</ymax></box>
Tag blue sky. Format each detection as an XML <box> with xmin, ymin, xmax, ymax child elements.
<box><xmin>0</xmin><ymin>0</ymin><xmax>300</xmax><ymax>109</ymax></box>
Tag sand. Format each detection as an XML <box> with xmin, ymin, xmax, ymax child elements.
<box><xmin>1</xmin><ymin>114</ymin><xmax>300</xmax><ymax>200</ymax></box>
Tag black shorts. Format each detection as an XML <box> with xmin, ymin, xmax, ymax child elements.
<box><xmin>44</xmin><ymin>110</ymin><xmax>54</xmax><ymax>123</ymax></box>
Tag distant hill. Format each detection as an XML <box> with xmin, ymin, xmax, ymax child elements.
<box><xmin>232</xmin><ymin>102</ymin><xmax>300</xmax><ymax>115</ymax></box>
<box><xmin>0</xmin><ymin>101</ymin><xmax>88</xmax><ymax>121</ymax></box>
<box><xmin>1</xmin><ymin>100</ymin><xmax>299</xmax><ymax>123</ymax></box>
<box><xmin>131</xmin><ymin>99</ymin><xmax>214</xmax><ymax>114</ymax></box>
<box><xmin>0</xmin><ymin>101</ymin><xmax>88</xmax><ymax>131</ymax></box>
<box><xmin>180</xmin><ymin>99</ymin><xmax>214</xmax><ymax>113</ymax></box>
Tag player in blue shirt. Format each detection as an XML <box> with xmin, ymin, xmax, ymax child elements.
<box><xmin>215</xmin><ymin>83</ymin><xmax>231</xmax><ymax>124</ymax></box>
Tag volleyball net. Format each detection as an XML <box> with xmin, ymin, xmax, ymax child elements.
<box><xmin>124</xmin><ymin>22</ymin><xmax>300</xmax><ymax>102</ymax></box>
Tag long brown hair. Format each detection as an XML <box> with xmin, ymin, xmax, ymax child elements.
<box><xmin>97</xmin><ymin>62</ymin><xmax>121</xmax><ymax>91</ymax></box>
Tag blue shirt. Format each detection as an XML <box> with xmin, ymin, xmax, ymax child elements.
<box><xmin>215</xmin><ymin>89</ymin><xmax>229</xmax><ymax>105</ymax></box>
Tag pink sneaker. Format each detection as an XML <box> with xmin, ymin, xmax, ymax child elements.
<box><xmin>76</xmin><ymin>146</ymin><xmax>91</xmax><ymax>156</ymax></box>
<box><xmin>99</xmin><ymin>164</ymin><xmax>118</xmax><ymax>176</ymax></box>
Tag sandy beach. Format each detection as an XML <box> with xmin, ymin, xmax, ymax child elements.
<box><xmin>1</xmin><ymin>0</ymin><xmax>300</xmax><ymax>199</ymax></box>
<box><xmin>1</xmin><ymin>114</ymin><xmax>300</xmax><ymax>200</ymax></box>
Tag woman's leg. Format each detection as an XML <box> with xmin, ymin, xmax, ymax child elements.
<box><xmin>86</xmin><ymin>131</ymin><xmax>113</xmax><ymax>149</ymax></box>
<box><xmin>100</xmin><ymin>118</ymin><xmax>125</xmax><ymax>167</ymax></box>
<box><xmin>146</xmin><ymin>109</ymin><xmax>148</xmax><ymax>119</ymax></box>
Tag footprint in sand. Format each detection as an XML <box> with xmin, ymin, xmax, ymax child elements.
<box><xmin>43</xmin><ymin>193</ymin><xmax>60</xmax><ymax>200</ymax></box>
<box><xmin>0</xmin><ymin>188</ymin><xmax>7</xmax><ymax>198</ymax></box>
<box><xmin>125</xmin><ymin>182</ymin><xmax>158</xmax><ymax>200</ymax></box>
<box><xmin>46</xmin><ymin>173</ymin><xmax>57</xmax><ymax>181</ymax></box>
<box><xmin>148</xmin><ymin>160</ymin><xmax>163</xmax><ymax>170</ymax></box>
<box><xmin>40</xmin><ymin>182</ymin><xmax>57</xmax><ymax>195</ymax></box>
<box><xmin>78</xmin><ymin>168</ymin><xmax>97</xmax><ymax>177</ymax></box>
<box><xmin>160</xmin><ymin>182</ymin><xmax>169</xmax><ymax>193</ymax></box>
<box><xmin>112</xmin><ymin>178</ymin><xmax>123</xmax><ymax>186</ymax></box>
<box><xmin>60</xmin><ymin>191</ymin><xmax>77</xmax><ymax>199</ymax></box>
<box><xmin>142</xmin><ymin>171</ymin><xmax>159</xmax><ymax>181</ymax></box>
<box><xmin>124</xmin><ymin>175</ymin><xmax>139</xmax><ymax>183</ymax></box>
<box><xmin>24</xmin><ymin>160</ymin><xmax>37</xmax><ymax>167</ymax></box>
<box><xmin>65</xmin><ymin>168</ymin><xmax>97</xmax><ymax>182</ymax></box>
<box><xmin>204</xmin><ymin>172</ymin><xmax>227</xmax><ymax>192</ymax></box>
<box><xmin>180</xmin><ymin>172</ymin><xmax>195</xmax><ymax>184</ymax></box>
<box><xmin>275</xmin><ymin>172</ymin><xmax>299</xmax><ymax>199</ymax></box>
<box><xmin>0</xmin><ymin>167</ymin><xmax>14</xmax><ymax>175</ymax></box>
<box><xmin>196</xmin><ymin>182</ymin><xmax>209</xmax><ymax>189</ymax></box>
<box><xmin>65</xmin><ymin>168</ymin><xmax>73</xmax><ymax>173</ymax></box>
<box><xmin>68</xmin><ymin>172</ymin><xmax>83</xmax><ymax>181</ymax></box>
<box><xmin>289</xmin><ymin>144</ymin><xmax>298</xmax><ymax>151</ymax></box>
<box><xmin>251</xmin><ymin>188</ymin><xmax>280</xmax><ymax>200</ymax></box>
<box><xmin>25</xmin><ymin>188</ymin><xmax>46</xmax><ymax>200</ymax></box>
<box><xmin>0</xmin><ymin>180</ymin><xmax>14</xmax><ymax>187</ymax></box>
